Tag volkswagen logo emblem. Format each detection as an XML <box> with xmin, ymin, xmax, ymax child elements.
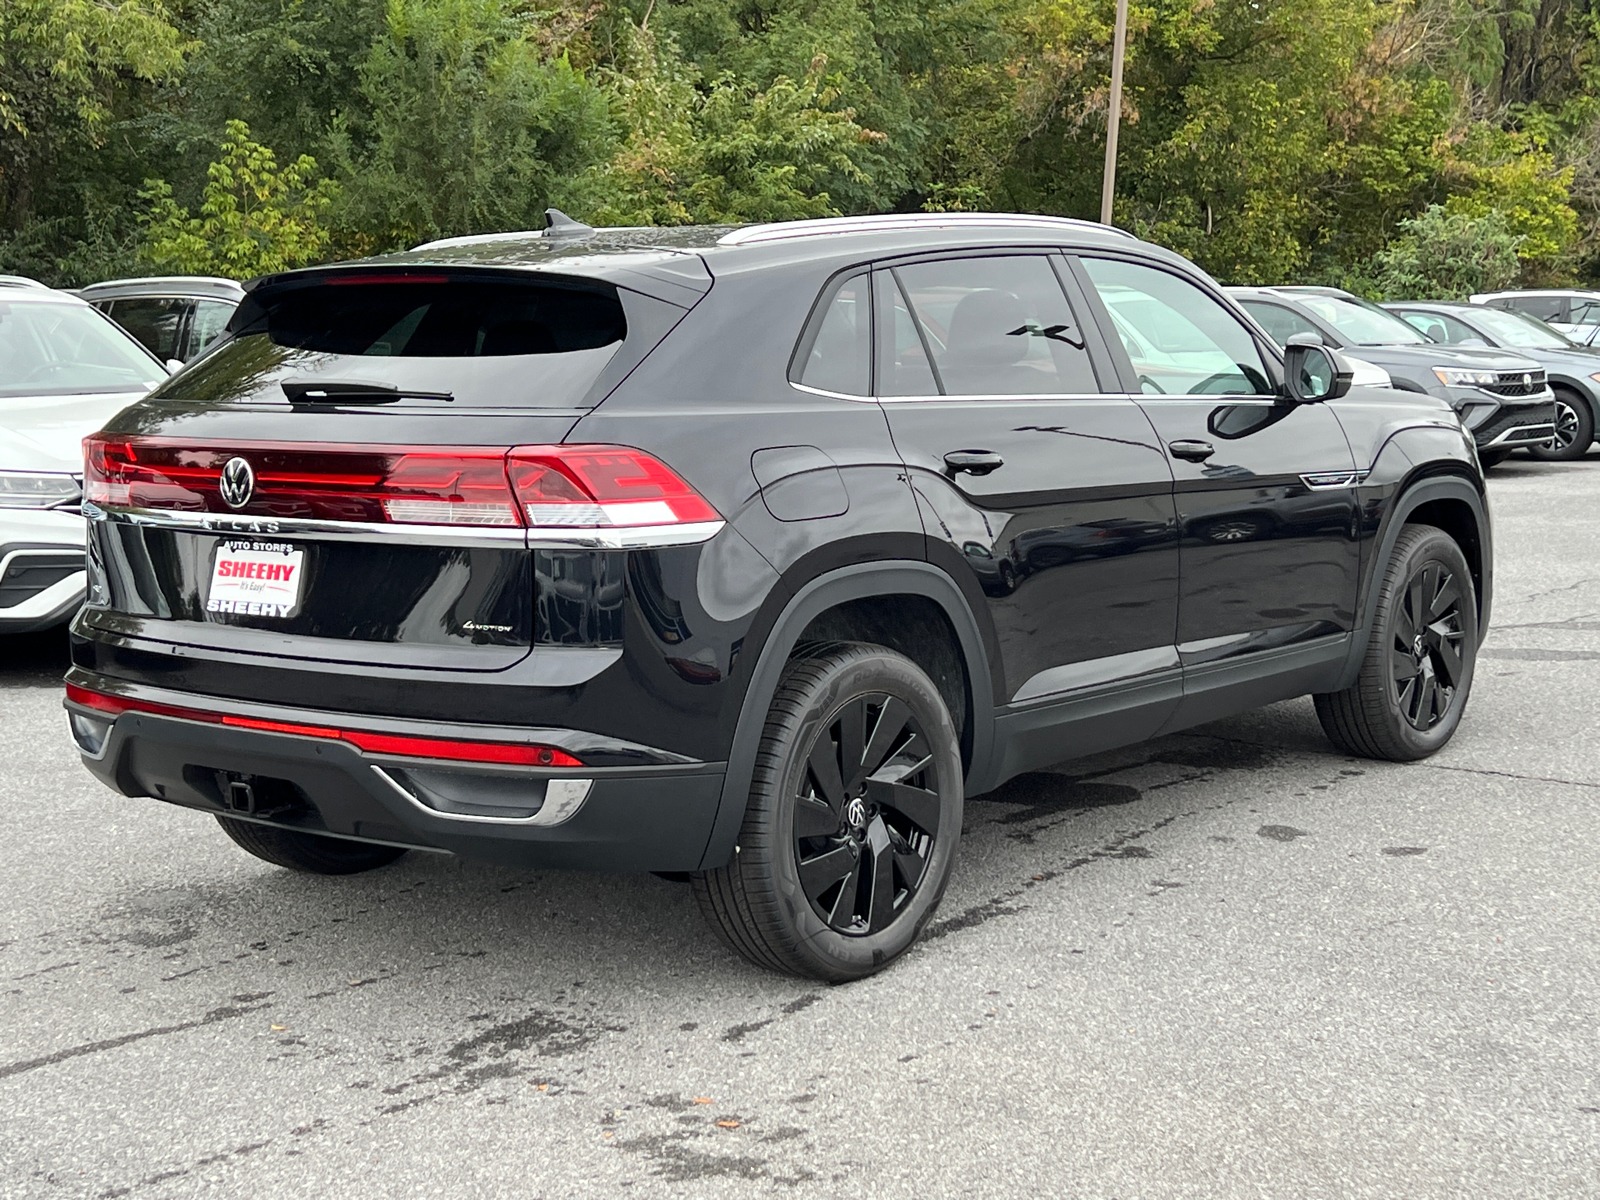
<box><xmin>1524</xmin><ymin>373</ymin><xmax>1533</xmax><ymax>387</ymax></box>
<box><xmin>845</xmin><ymin>796</ymin><xmax>867</xmax><ymax>831</ymax></box>
<box><xmin>219</xmin><ymin>457</ymin><xmax>255</xmax><ymax>508</ymax></box>
<box><xmin>1413</xmin><ymin>633</ymin><xmax>1425</xmax><ymax>659</ymax></box>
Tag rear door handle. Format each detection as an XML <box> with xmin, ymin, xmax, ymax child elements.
<box><xmin>1167</xmin><ymin>440</ymin><xmax>1215</xmax><ymax>463</ymax></box>
<box><xmin>943</xmin><ymin>450</ymin><xmax>1005</xmax><ymax>477</ymax></box>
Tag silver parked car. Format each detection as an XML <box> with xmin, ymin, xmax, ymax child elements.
<box><xmin>77</xmin><ymin>276</ymin><xmax>243</xmax><ymax>364</ymax></box>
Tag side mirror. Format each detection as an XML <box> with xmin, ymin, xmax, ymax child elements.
<box><xmin>164</xmin><ymin>358</ymin><xmax>185</xmax><ymax>375</ymax></box>
<box><xmin>1283</xmin><ymin>334</ymin><xmax>1353</xmax><ymax>403</ymax></box>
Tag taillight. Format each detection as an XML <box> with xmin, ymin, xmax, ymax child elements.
<box><xmin>82</xmin><ymin>435</ymin><xmax>720</xmax><ymax>533</ymax></box>
<box><xmin>508</xmin><ymin>445</ymin><xmax>720</xmax><ymax>529</ymax></box>
<box><xmin>83</xmin><ymin>436</ymin><xmax>520</xmax><ymax>526</ymax></box>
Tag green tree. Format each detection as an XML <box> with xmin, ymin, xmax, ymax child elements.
<box><xmin>326</xmin><ymin>0</ymin><xmax>612</xmax><ymax>253</ymax></box>
<box><xmin>1371</xmin><ymin>204</ymin><xmax>1523</xmax><ymax>298</ymax></box>
<box><xmin>581</xmin><ymin>27</ymin><xmax>872</xmax><ymax>224</ymax></box>
<box><xmin>139</xmin><ymin>119</ymin><xmax>339</xmax><ymax>276</ymax></box>
<box><xmin>1443</xmin><ymin>128</ymin><xmax>1580</xmax><ymax>281</ymax></box>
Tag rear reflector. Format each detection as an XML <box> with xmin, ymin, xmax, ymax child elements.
<box><xmin>82</xmin><ymin>436</ymin><xmax>720</xmax><ymax>532</ymax></box>
<box><xmin>65</xmin><ymin>684</ymin><xmax>583</xmax><ymax>767</ymax></box>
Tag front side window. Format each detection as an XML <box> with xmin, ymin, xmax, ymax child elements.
<box><xmin>1082</xmin><ymin>258</ymin><xmax>1271</xmax><ymax>396</ymax></box>
<box><xmin>879</xmin><ymin>255</ymin><xmax>1100</xmax><ymax>397</ymax></box>
<box><xmin>793</xmin><ymin>273</ymin><xmax>869</xmax><ymax>395</ymax></box>
<box><xmin>1466</xmin><ymin>308</ymin><xmax>1571</xmax><ymax>348</ymax></box>
<box><xmin>0</xmin><ymin>300</ymin><xmax>165</xmax><ymax>398</ymax></box>
<box><xmin>109</xmin><ymin>297</ymin><xmax>192</xmax><ymax>360</ymax></box>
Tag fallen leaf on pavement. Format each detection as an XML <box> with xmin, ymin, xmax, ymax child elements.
<box><xmin>716</xmin><ymin>1120</ymin><xmax>740</xmax><ymax>1129</ymax></box>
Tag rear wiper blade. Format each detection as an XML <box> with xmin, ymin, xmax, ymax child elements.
<box><xmin>281</xmin><ymin>381</ymin><xmax>454</xmax><ymax>404</ymax></box>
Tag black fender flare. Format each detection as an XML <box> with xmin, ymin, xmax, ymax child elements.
<box><xmin>1334</xmin><ymin>468</ymin><xmax>1491</xmax><ymax>692</ymax></box>
<box><xmin>696</xmin><ymin>561</ymin><xmax>996</xmax><ymax>870</ymax></box>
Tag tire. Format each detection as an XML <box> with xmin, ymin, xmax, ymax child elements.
<box><xmin>1314</xmin><ymin>524</ymin><xmax>1478</xmax><ymax>761</ymax></box>
<box><xmin>1477</xmin><ymin>449</ymin><xmax>1509</xmax><ymax>468</ymax></box>
<box><xmin>215</xmin><ymin>816</ymin><xmax>407</xmax><ymax>874</ymax></box>
<box><xmin>1528</xmin><ymin>389</ymin><xmax>1594</xmax><ymax>461</ymax></box>
<box><xmin>693</xmin><ymin>643</ymin><xmax>964</xmax><ymax>981</ymax></box>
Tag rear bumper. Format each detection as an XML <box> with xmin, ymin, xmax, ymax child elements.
<box><xmin>66</xmin><ymin>676</ymin><xmax>727</xmax><ymax>872</ymax></box>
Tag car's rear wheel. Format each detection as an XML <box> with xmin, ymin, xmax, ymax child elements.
<box><xmin>693</xmin><ymin>643</ymin><xmax>963</xmax><ymax>981</ymax></box>
<box><xmin>1527</xmin><ymin>389</ymin><xmax>1593</xmax><ymax>461</ymax></box>
<box><xmin>1314</xmin><ymin>524</ymin><xmax>1478</xmax><ymax>761</ymax></box>
<box><xmin>216</xmin><ymin>816</ymin><xmax>408</xmax><ymax>874</ymax></box>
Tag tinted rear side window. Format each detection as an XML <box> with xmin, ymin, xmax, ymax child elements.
<box><xmin>792</xmin><ymin>272</ymin><xmax>870</xmax><ymax>395</ymax></box>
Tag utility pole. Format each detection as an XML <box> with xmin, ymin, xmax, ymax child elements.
<box><xmin>1100</xmin><ymin>0</ymin><xmax>1129</xmax><ymax>226</ymax></box>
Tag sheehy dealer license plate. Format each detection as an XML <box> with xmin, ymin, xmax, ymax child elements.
<box><xmin>206</xmin><ymin>540</ymin><xmax>305</xmax><ymax>618</ymax></box>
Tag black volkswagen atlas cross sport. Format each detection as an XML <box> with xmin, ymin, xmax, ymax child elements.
<box><xmin>67</xmin><ymin>213</ymin><xmax>1492</xmax><ymax>981</ymax></box>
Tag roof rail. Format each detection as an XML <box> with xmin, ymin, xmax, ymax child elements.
<box><xmin>0</xmin><ymin>274</ymin><xmax>49</xmax><ymax>289</ymax></box>
<box><xmin>717</xmin><ymin>212</ymin><xmax>1138</xmax><ymax>246</ymax></box>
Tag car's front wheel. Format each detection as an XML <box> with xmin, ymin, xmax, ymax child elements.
<box><xmin>693</xmin><ymin>643</ymin><xmax>964</xmax><ymax>981</ymax></box>
<box><xmin>1314</xmin><ymin>524</ymin><xmax>1478</xmax><ymax>761</ymax></box>
<box><xmin>1528</xmin><ymin>389</ymin><xmax>1594</xmax><ymax>461</ymax></box>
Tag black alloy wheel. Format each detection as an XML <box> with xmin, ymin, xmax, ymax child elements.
<box><xmin>793</xmin><ymin>693</ymin><xmax>940</xmax><ymax>935</ymax></box>
<box><xmin>1315</xmin><ymin>524</ymin><xmax>1478</xmax><ymax>761</ymax></box>
<box><xmin>1528</xmin><ymin>391</ymin><xmax>1594</xmax><ymax>461</ymax></box>
<box><xmin>694</xmin><ymin>643</ymin><xmax>964</xmax><ymax>981</ymax></box>
<box><xmin>1389</xmin><ymin>560</ymin><xmax>1468</xmax><ymax>731</ymax></box>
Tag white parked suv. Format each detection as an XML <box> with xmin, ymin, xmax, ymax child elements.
<box><xmin>1</xmin><ymin>277</ymin><xmax>168</xmax><ymax>633</ymax></box>
<box><xmin>1471</xmin><ymin>289</ymin><xmax>1600</xmax><ymax>346</ymax></box>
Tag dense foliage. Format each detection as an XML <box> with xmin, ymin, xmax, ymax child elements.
<box><xmin>2</xmin><ymin>0</ymin><xmax>1598</xmax><ymax>293</ymax></box>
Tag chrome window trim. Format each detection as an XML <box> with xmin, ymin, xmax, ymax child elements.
<box><xmin>87</xmin><ymin>502</ymin><xmax>725</xmax><ymax>550</ymax></box>
<box><xmin>789</xmin><ymin>381</ymin><xmax>876</xmax><ymax>403</ymax></box>
<box><xmin>876</xmin><ymin>391</ymin><xmax>1121</xmax><ymax>404</ymax></box>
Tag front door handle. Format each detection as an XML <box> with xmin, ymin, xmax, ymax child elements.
<box><xmin>1167</xmin><ymin>439</ymin><xmax>1215</xmax><ymax>463</ymax></box>
<box><xmin>943</xmin><ymin>449</ymin><xmax>1005</xmax><ymax>477</ymax></box>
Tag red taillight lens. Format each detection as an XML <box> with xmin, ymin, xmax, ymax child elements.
<box><xmin>508</xmin><ymin>445</ymin><xmax>720</xmax><ymax>528</ymax></box>
<box><xmin>65</xmin><ymin>685</ymin><xmax>583</xmax><ymax>767</ymax></box>
<box><xmin>83</xmin><ymin>435</ymin><xmax>520</xmax><ymax>526</ymax></box>
<box><xmin>82</xmin><ymin>436</ymin><xmax>719</xmax><ymax>531</ymax></box>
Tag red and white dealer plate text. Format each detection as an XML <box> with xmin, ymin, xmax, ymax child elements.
<box><xmin>206</xmin><ymin>541</ymin><xmax>305</xmax><ymax>618</ymax></box>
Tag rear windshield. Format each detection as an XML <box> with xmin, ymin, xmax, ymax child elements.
<box><xmin>153</xmin><ymin>273</ymin><xmax>644</xmax><ymax>410</ymax></box>
<box><xmin>254</xmin><ymin>277</ymin><xmax>625</xmax><ymax>356</ymax></box>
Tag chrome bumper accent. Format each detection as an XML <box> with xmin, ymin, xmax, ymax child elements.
<box><xmin>87</xmin><ymin>502</ymin><xmax>724</xmax><ymax>550</ymax></box>
<box><xmin>1486</xmin><ymin>422</ymin><xmax>1556</xmax><ymax>448</ymax></box>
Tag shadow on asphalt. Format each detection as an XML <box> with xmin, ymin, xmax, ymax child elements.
<box><xmin>0</xmin><ymin>626</ymin><xmax>71</xmax><ymax>688</ymax></box>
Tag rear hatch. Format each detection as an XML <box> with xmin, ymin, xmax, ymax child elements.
<box><xmin>80</xmin><ymin>263</ymin><xmax>708</xmax><ymax>672</ymax></box>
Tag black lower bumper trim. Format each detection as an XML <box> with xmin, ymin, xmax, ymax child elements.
<box><xmin>79</xmin><ymin>710</ymin><xmax>727</xmax><ymax>873</ymax></box>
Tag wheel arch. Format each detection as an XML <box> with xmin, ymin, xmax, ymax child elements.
<box><xmin>697</xmin><ymin>561</ymin><xmax>997</xmax><ymax>870</ymax></box>
<box><xmin>1336</xmin><ymin>466</ymin><xmax>1491</xmax><ymax>692</ymax></box>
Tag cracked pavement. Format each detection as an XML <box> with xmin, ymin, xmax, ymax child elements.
<box><xmin>3</xmin><ymin>453</ymin><xmax>1600</xmax><ymax>1198</ymax></box>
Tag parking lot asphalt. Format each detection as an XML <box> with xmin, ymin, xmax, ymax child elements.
<box><xmin>3</xmin><ymin>456</ymin><xmax>1599</xmax><ymax>1199</ymax></box>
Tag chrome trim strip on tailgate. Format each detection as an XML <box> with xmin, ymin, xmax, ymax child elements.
<box><xmin>86</xmin><ymin>502</ymin><xmax>725</xmax><ymax>549</ymax></box>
